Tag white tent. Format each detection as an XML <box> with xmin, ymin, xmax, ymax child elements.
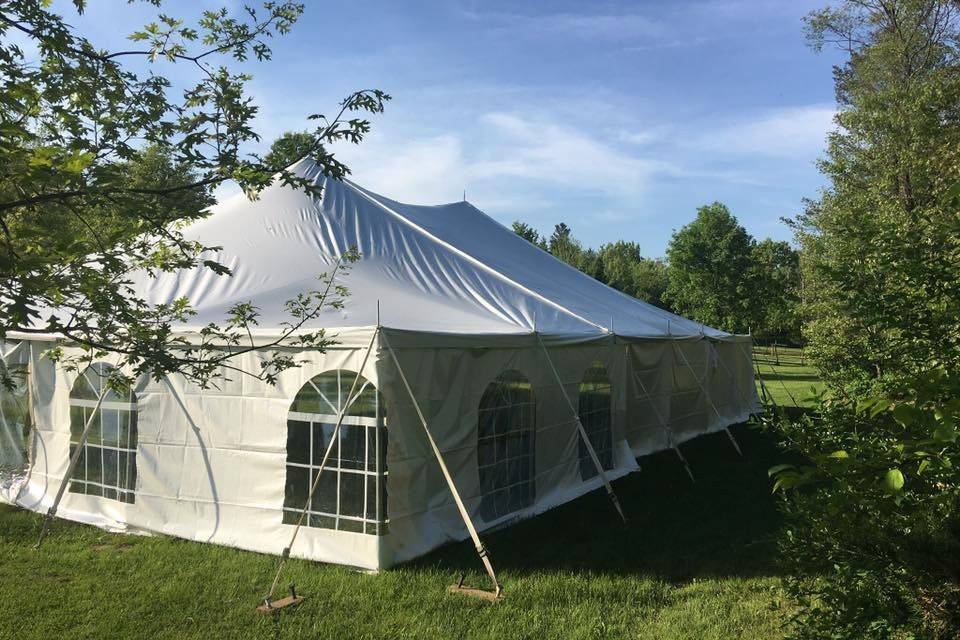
<box><xmin>1</xmin><ymin>158</ymin><xmax>759</xmax><ymax>574</ymax></box>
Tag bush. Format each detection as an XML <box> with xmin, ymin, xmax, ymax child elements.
<box><xmin>772</xmin><ymin>369</ymin><xmax>960</xmax><ymax>639</ymax></box>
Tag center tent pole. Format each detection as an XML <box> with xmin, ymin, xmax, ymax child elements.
<box><xmin>262</xmin><ymin>326</ymin><xmax>380</xmax><ymax>608</ymax></box>
<box><xmin>534</xmin><ymin>333</ymin><xmax>627</xmax><ymax>525</ymax></box>
<box><xmin>380</xmin><ymin>329</ymin><xmax>503</xmax><ymax>600</ymax></box>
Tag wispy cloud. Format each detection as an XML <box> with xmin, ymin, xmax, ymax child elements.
<box><xmin>334</xmin><ymin>110</ymin><xmax>677</xmax><ymax>207</ymax></box>
<box><xmin>338</xmin><ymin>134</ymin><xmax>468</xmax><ymax>204</ymax></box>
<box><xmin>690</xmin><ymin>104</ymin><xmax>836</xmax><ymax>158</ymax></box>
<box><xmin>460</xmin><ymin>8</ymin><xmax>667</xmax><ymax>42</ymax></box>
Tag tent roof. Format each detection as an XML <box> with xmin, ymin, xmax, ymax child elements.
<box><xmin>127</xmin><ymin>159</ymin><xmax>730</xmax><ymax>340</ymax></box>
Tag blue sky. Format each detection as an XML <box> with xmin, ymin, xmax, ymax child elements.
<box><xmin>53</xmin><ymin>1</ymin><xmax>845</xmax><ymax>256</ymax></box>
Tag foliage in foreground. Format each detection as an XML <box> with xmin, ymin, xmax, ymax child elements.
<box><xmin>772</xmin><ymin>369</ymin><xmax>960</xmax><ymax>639</ymax></box>
<box><xmin>0</xmin><ymin>1</ymin><xmax>387</xmax><ymax>391</ymax></box>
<box><xmin>773</xmin><ymin>1</ymin><xmax>960</xmax><ymax>637</ymax></box>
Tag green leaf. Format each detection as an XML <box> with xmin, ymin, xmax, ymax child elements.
<box><xmin>869</xmin><ymin>398</ymin><xmax>892</xmax><ymax>418</ymax></box>
<box><xmin>933</xmin><ymin>423</ymin><xmax>957</xmax><ymax>443</ymax></box>
<box><xmin>768</xmin><ymin>463</ymin><xmax>795</xmax><ymax>477</ymax></box>
<box><xmin>892</xmin><ymin>404</ymin><xmax>920</xmax><ymax>427</ymax></box>
<box><xmin>28</xmin><ymin>146</ymin><xmax>58</xmax><ymax>167</ymax></box>
<box><xmin>882</xmin><ymin>468</ymin><xmax>905</xmax><ymax>494</ymax></box>
<box><xmin>942</xmin><ymin>180</ymin><xmax>960</xmax><ymax>205</ymax></box>
<box><xmin>64</xmin><ymin>151</ymin><xmax>94</xmax><ymax>173</ymax></box>
<box><xmin>828</xmin><ymin>450</ymin><xmax>849</xmax><ymax>459</ymax></box>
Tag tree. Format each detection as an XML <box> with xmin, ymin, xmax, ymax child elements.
<box><xmin>548</xmin><ymin>222</ymin><xmax>583</xmax><ymax>267</ymax></box>
<box><xmin>264</xmin><ymin>131</ymin><xmax>318</xmax><ymax>169</ymax></box>
<box><xmin>749</xmin><ymin>239</ymin><xmax>801</xmax><ymax>343</ymax></box>
<box><xmin>664</xmin><ymin>202</ymin><xmax>757</xmax><ymax>333</ymax></box>
<box><xmin>771</xmin><ymin>3</ymin><xmax>960</xmax><ymax>637</ymax></box>
<box><xmin>511</xmin><ymin>221</ymin><xmax>546</xmax><ymax>249</ymax></box>
<box><xmin>576</xmin><ymin>247</ymin><xmax>605</xmax><ymax>281</ymax></box>
<box><xmin>631</xmin><ymin>257</ymin><xmax>670</xmax><ymax>310</ymax></box>
<box><xmin>796</xmin><ymin>0</ymin><xmax>960</xmax><ymax>389</ymax></box>
<box><xmin>0</xmin><ymin>2</ymin><xmax>389</xmax><ymax>390</ymax></box>
<box><xmin>597</xmin><ymin>241</ymin><xmax>643</xmax><ymax>295</ymax></box>
<box><xmin>597</xmin><ymin>241</ymin><xmax>671</xmax><ymax>309</ymax></box>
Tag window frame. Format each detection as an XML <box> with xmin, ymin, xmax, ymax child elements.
<box><xmin>283</xmin><ymin>369</ymin><xmax>388</xmax><ymax>536</ymax></box>
<box><xmin>476</xmin><ymin>369</ymin><xmax>537</xmax><ymax>522</ymax></box>
<box><xmin>577</xmin><ymin>361</ymin><xmax>615</xmax><ymax>481</ymax></box>
<box><xmin>67</xmin><ymin>363</ymin><xmax>138</xmax><ymax>503</ymax></box>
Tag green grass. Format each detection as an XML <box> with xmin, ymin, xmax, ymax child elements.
<box><xmin>752</xmin><ymin>346</ymin><xmax>824</xmax><ymax>409</ymax></box>
<box><xmin>0</xmin><ymin>355</ymin><xmax>826</xmax><ymax>640</ymax></box>
<box><xmin>0</xmin><ymin>426</ymin><xmax>791</xmax><ymax>640</ymax></box>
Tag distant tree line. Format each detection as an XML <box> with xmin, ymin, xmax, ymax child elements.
<box><xmin>511</xmin><ymin>202</ymin><xmax>802</xmax><ymax>342</ymax></box>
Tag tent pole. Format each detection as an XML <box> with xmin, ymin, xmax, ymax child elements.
<box><xmin>535</xmin><ymin>333</ymin><xmax>627</xmax><ymax>524</ymax></box>
<box><xmin>672</xmin><ymin>339</ymin><xmax>743</xmax><ymax>457</ymax></box>
<box><xmin>35</xmin><ymin>371</ymin><xmax>112</xmax><ymax>549</ymax></box>
<box><xmin>262</xmin><ymin>327</ymin><xmax>380</xmax><ymax>609</ymax></box>
<box><xmin>629</xmin><ymin>350</ymin><xmax>695</xmax><ymax>483</ymax></box>
<box><xmin>740</xmin><ymin>339</ymin><xmax>776</xmax><ymax>409</ymax></box>
<box><xmin>381</xmin><ymin>330</ymin><xmax>503</xmax><ymax>600</ymax></box>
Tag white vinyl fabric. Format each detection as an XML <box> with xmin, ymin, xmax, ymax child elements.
<box><xmin>106</xmin><ymin>158</ymin><xmax>725</xmax><ymax>341</ymax></box>
<box><xmin>0</xmin><ymin>340</ymin><xmax>31</xmax><ymax>504</ymax></box>
<box><xmin>7</xmin><ymin>160</ymin><xmax>760</xmax><ymax>569</ymax></box>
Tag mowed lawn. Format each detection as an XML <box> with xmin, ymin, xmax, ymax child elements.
<box><xmin>752</xmin><ymin>346</ymin><xmax>823</xmax><ymax>409</ymax></box>
<box><xmin>0</xmin><ymin>355</ymin><xmax>815</xmax><ymax>640</ymax></box>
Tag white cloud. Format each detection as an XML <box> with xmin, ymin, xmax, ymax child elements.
<box><xmin>334</xmin><ymin>111</ymin><xmax>675</xmax><ymax>207</ymax></box>
<box><xmin>470</xmin><ymin>112</ymin><xmax>669</xmax><ymax>195</ymax></box>
<box><xmin>692</xmin><ymin>104</ymin><xmax>836</xmax><ymax>158</ymax></box>
<box><xmin>460</xmin><ymin>9</ymin><xmax>666</xmax><ymax>42</ymax></box>
<box><xmin>615</xmin><ymin>125</ymin><xmax>672</xmax><ymax>146</ymax></box>
<box><xmin>338</xmin><ymin>134</ymin><xmax>468</xmax><ymax>204</ymax></box>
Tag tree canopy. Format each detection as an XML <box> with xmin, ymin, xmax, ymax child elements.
<box><xmin>771</xmin><ymin>3</ymin><xmax>960</xmax><ymax>637</ymax></box>
<box><xmin>797</xmin><ymin>0</ymin><xmax>960</xmax><ymax>388</ymax></box>
<box><xmin>0</xmin><ymin>2</ymin><xmax>388</xmax><ymax>389</ymax></box>
<box><xmin>264</xmin><ymin>131</ymin><xmax>319</xmax><ymax>169</ymax></box>
<box><xmin>509</xmin><ymin>213</ymin><xmax>794</xmax><ymax>330</ymax></box>
<box><xmin>664</xmin><ymin>202</ymin><xmax>758</xmax><ymax>333</ymax></box>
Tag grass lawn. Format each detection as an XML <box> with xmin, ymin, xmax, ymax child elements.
<box><xmin>0</xmin><ymin>356</ymin><xmax>817</xmax><ymax>640</ymax></box>
<box><xmin>752</xmin><ymin>346</ymin><xmax>823</xmax><ymax>409</ymax></box>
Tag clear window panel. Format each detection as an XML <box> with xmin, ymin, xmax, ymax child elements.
<box><xmin>578</xmin><ymin>363</ymin><xmax>614</xmax><ymax>481</ymax></box>
<box><xmin>67</xmin><ymin>363</ymin><xmax>138</xmax><ymax>502</ymax></box>
<box><xmin>338</xmin><ymin>472</ymin><xmax>365</xmax><ymax>518</ymax></box>
<box><xmin>286</xmin><ymin>421</ymin><xmax>311</xmax><ymax>465</ymax></box>
<box><xmin>311</xmin><ymin>468</ymin><xmax>338</xmax><ymax>515</ymax></box>
<box><xmin>283</xmin><ymin>465</ymin><xmax>309</xmax><ymax>511</ymax></box>
<box><xmin>339</xmin><ymin>424</ymin><xmax>366</xmax><ymax>471</ymax></box>
<box><xmin>283</xmin><ymin>370</ymin><xmax>387</xmax><ymax>535</ymax></box>
<box><xmin>477</xmin><ymin>370</ymin><xmax>536</xmax><ymax>522</ymax></box>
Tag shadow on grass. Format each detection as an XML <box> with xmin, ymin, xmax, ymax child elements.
<box><xmin>0</xmin><ymin>420</ymin><xmax>806</xmax><ymax>588</ymax></box>
<box><xmin>408</xmin><ymin>422</ymin><xmax>800</xmax><ymax>583</ymax></box>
